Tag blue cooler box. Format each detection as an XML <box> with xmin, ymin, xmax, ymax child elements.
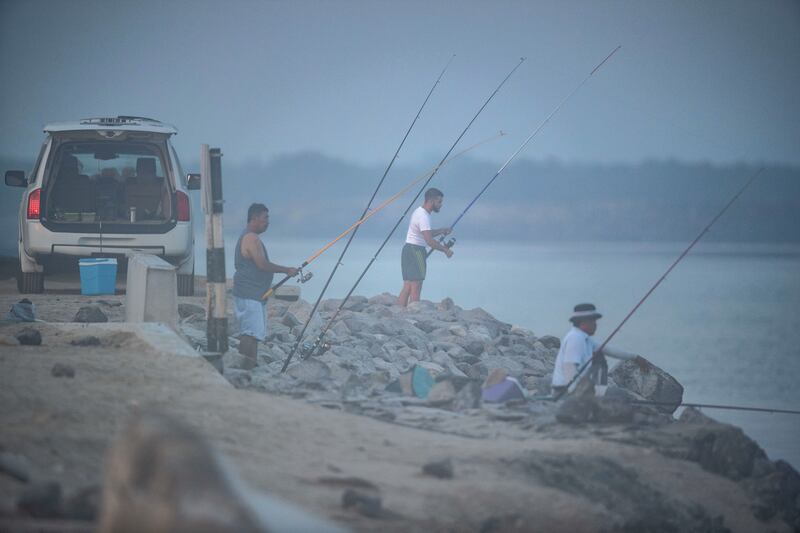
<box><xmin>79</xmin><ymin>258</ymin><xmax>118</xmax><ymax>295</ymax></box>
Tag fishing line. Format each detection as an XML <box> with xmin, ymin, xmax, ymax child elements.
<box><xmin>630</xmin><ymin>400</ymin><xmax>800</xmax><ymax>415</ymax></box>
<box><xmin>427</xmin><ymin>46</ymin><xmax>621</xmax><ymax>258</ymax></box>
<box><xmin>281</xmin><ymin>57</ymin><xmax>527</xmax><ymax>372</ymax></box>
<box><xmin>554</xmin><ymin>167</ymin><xmax>765</xmax><ymax>400</ymax></box>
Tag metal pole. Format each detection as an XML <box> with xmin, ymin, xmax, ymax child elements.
<box><xmin>202</xmin><ymin>145</ymin><xmax>228</xmax><ymax>353</ymax></box>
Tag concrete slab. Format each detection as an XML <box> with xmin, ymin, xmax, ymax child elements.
<box><xmin>125</xmin><ymin>254</ymin><xmax>178</xmax><ymax>326</ymax></box>
<box><xmin>53</xmin><ymin>322</ymin><xmax>206</xmax><ymax>360</ymax></box>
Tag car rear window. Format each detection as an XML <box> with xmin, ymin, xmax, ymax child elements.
<box><xmin>44</xmin><ymin>141</ymin><xmax>174</xmax><ymax>224</ymax></box>
<box><xmin>52</xmin><ymin>142</ymin><xmax>167</xmax><ymax>180</ymax></box>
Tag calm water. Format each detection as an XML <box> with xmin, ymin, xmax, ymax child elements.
<box><xmin>200</xmin><ymin>236</ymin><xmax>800</xmax><ymax>468</ymax></box>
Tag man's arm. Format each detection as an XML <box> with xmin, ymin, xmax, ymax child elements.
<box><xmin>422</xmin><ymin>229</ymin><xmax>453</xmax><ymax>257</ymax></box>
<box><xmin>242</xmin><ymin>234</ymin><xmax>299</xmax><ymax>276</ymax></box>
<box><xmin>430</xmin><ymin>227</ymin><xmax>452</xmax><ymax>238</ymax></box>
<box><xmin>601</xmin><ymin>345</ymin><xmax>649</xmax><ymax>370</ymax></box>
<box><xmin>601</xmin><ymin>346</ymin><xmax>637</xmax><ymax>361</ymax></box>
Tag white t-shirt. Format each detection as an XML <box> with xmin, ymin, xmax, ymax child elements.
<box><xmin>551</xmin><ymin>326</ymin><xmax>598</xmax><ymax>387</ymax></box>
<box><xmin>550</xmin><ymin>327</ymin><xmax>637</xmax><ymax>387</ymax></box>
<box><xmin>405</xmin><ymin>206</ymin><xmax>432</xmax><ymax>246</ymax></box>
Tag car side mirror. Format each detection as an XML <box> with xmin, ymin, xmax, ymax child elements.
<box><xmin>5</xmin><ymin>170</ymin><xmax>26</xmax><ymax>187</ymax></box>
<box><xmin>186</xmin><ymin>173</ymin><xmax>201</xmax><ymax>190</ymax></box>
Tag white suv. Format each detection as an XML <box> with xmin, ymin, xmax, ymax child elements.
<box><xmin>4</xmin><ymin>116</ymin><xmax>199</xmax><ymax>295</ymax></box>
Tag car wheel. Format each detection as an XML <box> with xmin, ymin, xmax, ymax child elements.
<box><xmin>18</xmin><ymin>271</ymin><xmax>44</xmax><ymax>294</ymax></box>
<box><xmin>177</xmin><ymin>273</ymin><xmax>194</xmax><ymax>296</ymax></box>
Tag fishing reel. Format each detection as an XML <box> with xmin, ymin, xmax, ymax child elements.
<box><xmin>300</xmin><ymin>336</ymin><xmax>331</xmax><ymax>359</ymax></box>
<box><xmin>443</xmin><ymin>236</ymin><xmax>456</xmax><ymax>249</ymax></box>
<box><xmin>296</xmin><ymin>268</ymin><xmax>313</xmax><ymax>284</ymax></box>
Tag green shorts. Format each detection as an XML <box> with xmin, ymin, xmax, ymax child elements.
<box><xmin>401</xmin><ymin>243</ymin><xmax>427</xmax><ymax>281</ymax></box>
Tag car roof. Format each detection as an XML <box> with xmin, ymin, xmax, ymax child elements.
<box><xmin>44</xmin><ymin>116</ymin><xmax>178</xmax><ymax>135</ymax></box>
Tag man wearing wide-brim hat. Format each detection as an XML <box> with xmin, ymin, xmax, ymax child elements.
<box><xmin>551</xmin><ymin>303</ymin><xmax>641</xmax><ymax>396</ymax></box>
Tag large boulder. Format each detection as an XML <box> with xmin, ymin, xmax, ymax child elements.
<box><xmin>610</xmin><ymin>357</ymin><xmax>683</xmax><ymax>414</ymax></box>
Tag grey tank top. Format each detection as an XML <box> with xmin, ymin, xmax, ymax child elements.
<box><xmin>232</xmin><ymin>231</ymin><xmax>274</xmax><ymax>300</ymax></box>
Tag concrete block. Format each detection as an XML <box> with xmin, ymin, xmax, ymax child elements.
<box><xmin>125</xmin><ymin>254</ymin><xmax>178</xmax><ymax>326</ymax></box>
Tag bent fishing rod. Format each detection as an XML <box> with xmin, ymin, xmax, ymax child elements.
<box><xmin>263</xmin><ymin>55</ymin><xmax>456</xmax><ymax>299</ymax></box>
<box><xmin>260</xmin><ymin>131</ymin><xmax>504</xmax><ymax>301</ymax></box>
<box><xmin>281</xmin><ymin>57</ymin><xmax>526</xmax><ymax>372</ymax></box>
<box><xmin>553</xmin><ymin>167</ymin><xmax>765</xmax><ymax>400</ymax></box>
<box><xmin>427</xmin><ymin>46</ymin><xmax>621</xmax><ymax>258</ymax></box>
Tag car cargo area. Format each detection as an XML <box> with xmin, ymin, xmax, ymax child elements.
<box><xmin>44</xmin><ymin>141</ymin><xmax>173</xmax><ymax>229</ymax></box>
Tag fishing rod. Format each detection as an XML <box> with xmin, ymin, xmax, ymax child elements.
<box><xmin>427</xmin><ymin>46</ymin><xmax>621</xmax><ymax>258</ymax></box>
<box><xmin>263</xmin><ymin>55</ymin><xmax>456</xmax><ymax>299</ymax></box>
<box><xmin>278</xmin><ymin>130</ymin><xmax>505</xmax><ymax>353</ymax></box>
<box><xmin>267</xmin><ymin>58</ymin><xmax>454</xmax><ymax>355</ymax></box>
<box><xmin>260</xmin><ymin>131</ymin><xmax>505</xmax><ymax>301</ymax></box>
<box><xmin>281</xmin><ymin>58</ymin><xmax>527</xmax><ymax>372</ymax></box>
<box><xmin>629</xmin><ymin>400</ymin><xmax>800</xmax><ymax>415</ymax></box>
<box><xmin>553</xmin><ymin>167</ymin><xmax>765</xmax><ymax>400</ymax></box>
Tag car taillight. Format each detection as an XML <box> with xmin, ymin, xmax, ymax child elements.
<box><xmin>176</xmin><ymin>191</ymin><xmax>190</xmax><ymax>221</ymax></box>
<box><xmin>27</xmin><ymin>189</ymin><xmax>41</xmax><ymax>219</ymax></box>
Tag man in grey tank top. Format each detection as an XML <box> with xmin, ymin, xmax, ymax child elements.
<box><xmin>234</xmin><ymin>203</ymin><xmax>298</xmax><ymax>366</ymax></box>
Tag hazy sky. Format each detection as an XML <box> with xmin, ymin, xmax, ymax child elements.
<box><xmin>1</xmin><ymin>0</ymin><xmax>799</xmax><ymax>167</ymax></box>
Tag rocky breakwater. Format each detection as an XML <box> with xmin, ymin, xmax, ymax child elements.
<box><xmin>178</xmin><ymin>293</ymin><xmax>561</xmax><ymax>436</ymax></box>
<box><xmin>223</xmin><ymin>294</ymin><xmax>557</xmax><ymax>408</ymax></box>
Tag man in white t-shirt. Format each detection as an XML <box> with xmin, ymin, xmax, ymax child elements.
<box><xmin>551</xmin><ymin>303</ymin><xmax>643</xmax><ymax>396</ymax></box>
<box><xmin>397</xmin><ymin>188</ymin><xmax>453</xmax><ymax>307</ymax></box>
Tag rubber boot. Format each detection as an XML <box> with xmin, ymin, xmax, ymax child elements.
<box><xmin>237</xmin><ymin>335</ymin><xmax>258</xmax><ymax>369</ymax></box>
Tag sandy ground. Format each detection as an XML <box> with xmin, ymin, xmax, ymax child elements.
<box><xmin>0</xmin><ymin>264</ymin><xmax>788</xmax><ymax>532</ymax></box>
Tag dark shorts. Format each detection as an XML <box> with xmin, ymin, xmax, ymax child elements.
<box><xmin>401</xmin><ymin>243</ymin><xmax>427</xmax><ymax>281</ymax></box>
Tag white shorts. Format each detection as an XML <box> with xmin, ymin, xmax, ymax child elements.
<box><xmin>233</xmin><ymin>297</ymin><xmax>268</xmax><ymax>342</ymax></box>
